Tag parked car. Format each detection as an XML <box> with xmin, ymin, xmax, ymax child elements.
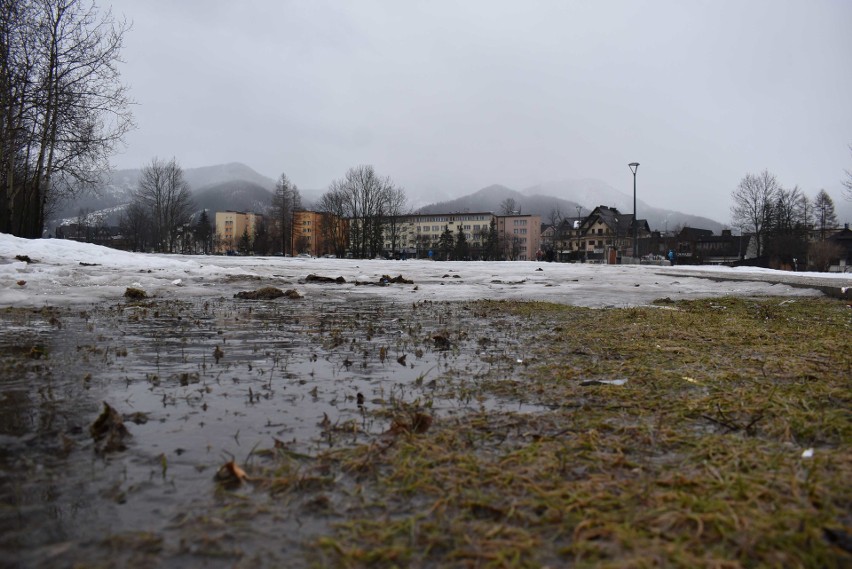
<box><xmin>297</xmin><ymin>253</ymin><xmax>312</xmax><ymax>258</ymax></box>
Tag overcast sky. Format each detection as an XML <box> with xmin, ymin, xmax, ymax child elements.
<box><xmin>106</xmin><ymin>0</ymin><xmax>852</xmax><ymax>223</ymax></box>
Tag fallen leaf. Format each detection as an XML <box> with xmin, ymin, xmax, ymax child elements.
<box><xmin>214</xmin><ymin>460</ymin><xmax>248</xmax><ymax>486</ymax></box>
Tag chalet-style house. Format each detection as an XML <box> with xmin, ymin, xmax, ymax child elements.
<box><xmin>552</xmin><ymin>206</ymin><xmax>650</xmax><ymax>262</ymax></box>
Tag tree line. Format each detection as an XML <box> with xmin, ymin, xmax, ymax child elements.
<box><xmin>730</xmin><ymin>169</ymin><xmax>844</xmax><ymax>270</ymax></box>
<box><xmin>0</xmin><ymin>0</ymin><xmax>133</xmax><ymax>237</ymax></box>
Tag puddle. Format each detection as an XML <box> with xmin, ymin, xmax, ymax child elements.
<box><xmin>0</xmin><ymin>297</ymin><xmax>547</xmax><ymax>567</ymax></box>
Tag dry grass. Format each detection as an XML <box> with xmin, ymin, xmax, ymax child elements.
<box><xmin>271</xmin><ymin>297</ymin><xmax>852</xmax><ymax>568</ymax></box>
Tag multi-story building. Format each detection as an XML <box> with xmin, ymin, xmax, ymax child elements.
<box><xmin>496</xmin><ymin>214</ymin><xmax>541</xmax><ymax>261</ymax></box>
<box><xmin>378</xmin><ymin>212</ymin><xmax>542</xmax><ymax>260</ymax></box>
<box><xmin>292</xmin><ymin>210</ymin><xmax>349</xmax><ymax>257</ymax></box>
<box><xmin>215</xmin><ymin>211</ymin><xmax>264</xmax><ymax>254</ymax></box>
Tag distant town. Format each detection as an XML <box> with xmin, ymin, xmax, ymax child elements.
<box><xmin>53</xmin><ymin>203</ymin><xmax>852</xmax><ymax>273</ymax></box>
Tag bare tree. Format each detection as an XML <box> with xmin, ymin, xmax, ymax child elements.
<box><xmin>547</xmin><ymin>205</ymin><xmax>563</xmax><ymax>228</ymax></box>
<box><xmin>382</xmin><ymin>185</ymin><xmax>409</xmax><ymax>257</ymax></box>
<box><xmin>323</xmin><ymin>165</ymin><xmax>402</xmax><ymax>259</ymax></box>
<box><xmin>808</xmin><ymin>240</ymin><xmax>844</xmax><ymax>272</ymax></box>
<box><xmin>0</xmin><ymin>0</ymin><xmax>133</xmax><ymax>237</ymax></box>
<box><xmin>843</xmin><ymin>144</ymin><xmax>852</xmax><ymax>201</ymax></box>
<box><xmin>270</xmin><ymin>172</ymin><xmax>300</xmax><ymax>255</ymax></box>
<box><xmin>730</xmin><ymin>170</ymin><xmax>780</xmax><ymax>258</ymax></box>
<box><xmin>119</xmin><ymin>200</ymin><xmax>151</xmax><ymax>251</ymax></box>
<box><xmin>316</xmin><ymin>187</ymin><xmax>349</xmax><ymax>258</ymax></box>
<box><xmin>130</xmin><ymin>157</ymin><xmax>194</xmax><ymax>252</ymax></box>
<box><xmin>764</xmin><ymin>186</ymin><xmax>809</xmax><ymax>263</ymax></box>
<box><xmin>771</xmin><ymin>186</ymin><xmax>808</xmax><ymax>231</ymax></box>
<box><xmin>813</xmin><ymin>189</ymin><xmax>838</xmax><ymax>240</ymax></box>
<box><xmin>500</xmin><ymin>197</ymin><xmax>520</xmax><ymax>215</ymax></box>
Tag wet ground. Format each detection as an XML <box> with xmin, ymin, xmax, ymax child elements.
<box><xmin>0</xmin><ymin>293</ymin><xmax>540</xmax><ymax>568</ymax></box>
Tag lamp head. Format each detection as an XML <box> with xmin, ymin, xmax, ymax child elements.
<box><xmin>628</xmin><ymin>162</ymin><xmax>640</xmax><ymax>174</ymax></box>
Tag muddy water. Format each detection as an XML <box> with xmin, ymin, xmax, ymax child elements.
<box><xmin>0</xmin><ymin>297</ymin><xmax>537</xmax><ymax>568</ymax></box>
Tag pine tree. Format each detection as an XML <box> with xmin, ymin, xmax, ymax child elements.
<box><xmin>438</xmin><ymin>225</ymin><xmax>455</xmax><ymax>260</ymax></box>
<box><xmin>238</xmin><ymin>227</ymin><xmax>251</xmax><ymax>255</ymax></box>
<box><xmin>484</xmin><ymin>218</ymin><xmax>500</xmax><ymax>260</ymax></box>
<box><xmin>454</xmin><ymin>225</ymin><xmax>469</xmax><ymax>261</ymax></box>
<box><xmin>193</xmin><ymin>210</ymin><xmax>213</xmax><ymax>254</ymax></box>
<box><xmin>813</xmin><ymin>189</ymin><xmax>838</xmax><ymax>240</ymax></box>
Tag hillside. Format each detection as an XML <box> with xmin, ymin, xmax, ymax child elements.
<box><xmin>49</xmin><ymin>162</ymin><xmax>277</xmax><ymax>229</ymax></box>
<box><xmin>193</xmin><ymin>180</ymin><xmax>272</xmax><ymax>214</ymax></box>
<box><xmin>417</xmin><ymin>185</ymin><xmax>587</xmax><ymax>221</ymax></box>
<box><xmin>417</xmin><ymin>180</ymin><xmax>725</xmax><ymax>234</ymax></box>
<box><xmin>48</xmin><ymin>163</ymin><xmax>742</xmax><ymax>236</ymax></box>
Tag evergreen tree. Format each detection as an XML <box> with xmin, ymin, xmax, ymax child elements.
<box><xmin>252</xmin><ymin>220</ymin><xmax>270</xmax><ymax>255</ymax></box>
<box><xmin>454</xmin><ymin>225</ymin><xmax>469</xmax><ymax>260</ymax></box>
<box><xmin>438</xmin><ymin>225</ymin><xmax>454</xmax><ymax>260</ymax></box>
<box><xmin>813</xmin><ymin>189</ymin><xmax>838</xmax><ymax>240</ymax></box>
<box><xmin>271</xmin><ymin>173</ymin><xmax>301</xmax><ymax>255</ymax></box>
<box><xmin>484</xmin><ymin>218</ymin><xmax>500</xmax><ymax>260</ymax></box>
<box><xmin>193</xmin><ymin>210</ymin><xmax>213</xmax><ymax>254</ymax></box>
<box><xmin>238</xmin><ymin>227</ymin><xmax>251</xmax><ymax>255</ymax></box>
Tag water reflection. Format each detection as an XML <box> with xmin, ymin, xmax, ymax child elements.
<box><xmin>0</xmin><ymin>297</ymin><xmax>541</xmax><ymax>567</ymax></box>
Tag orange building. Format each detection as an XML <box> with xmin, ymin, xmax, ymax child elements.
<box><xmin>495</xmin><ymin>214</ymin><xmax>542</xmax><ymax>261</ymax></box>
<box><xmin>292</xmin><ymin>210</ymin><xmax>348</xmax><ymax>257</ymax></box>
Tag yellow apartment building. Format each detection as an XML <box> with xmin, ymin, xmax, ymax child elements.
<box><xmin>215</xmin><ymin>211</ymin><xmax>263</xmax><ymax>253</ymax></box>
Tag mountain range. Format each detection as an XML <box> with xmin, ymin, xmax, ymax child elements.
<box><xmin>51</xmin><ymin>161</ymin><xmax>727</xmax><ymax>234</ymax></box>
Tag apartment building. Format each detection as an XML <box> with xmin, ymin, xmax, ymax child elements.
<box><xmin>496</xmin><ymin>214</ymin><xmax>541</xmax><ymax>261</ymax></box>
<box><xmin>215</xmin><ymin>211</ymin><xmax>264</xmax><ymax>253</ymax></box>
<box><xmin>378</xmin><ymin>212</ymin><xmax>541</xmax><ymax>260</ymax></box>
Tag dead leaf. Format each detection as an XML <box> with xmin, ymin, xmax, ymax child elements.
<box><xmin>214</xmin><ymin>459</ymin><xmax>249</xmax><ymax>486</ymax></box>
<box><xmin>90</xmin><ymin>402</ymin><xmax>131</xmax><ymax>453</ymax></box>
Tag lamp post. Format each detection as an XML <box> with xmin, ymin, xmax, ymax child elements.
<box><xmin>628</xmin><ymin>162</ymin><xmax>639</xmax><ymax>259</ymax></box>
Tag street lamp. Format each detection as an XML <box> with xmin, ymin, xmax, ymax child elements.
<box><xmin>628</xmin><ymin>162</ymin><xmax>639</xmax><ymax>259</ymax></box>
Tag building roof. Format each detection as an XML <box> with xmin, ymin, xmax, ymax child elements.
<box><xmin>678</xmin><ymin>227</ymin><xmax>714</xmax><ymax>240</ymax></box>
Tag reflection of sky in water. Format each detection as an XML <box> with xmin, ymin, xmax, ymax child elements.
<box><xmin>0</xmin><ymin>296</ymin><xmax>540</xmax><ymax>566</ymax></box>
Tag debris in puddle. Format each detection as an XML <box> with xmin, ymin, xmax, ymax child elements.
<box><xmin>579</xmin><ymin>378</ymin><xmax>628</xmax><ymax>386</ymax></box>
<box><xmin>389</xmin><ymin>409</ymin><xmax>433</xmax><ymax>435</ymax></box>
<box><xmin>123</xmin><ymin>287</ymin><xmax>147</xmax><ymax>300</ymax></box>
<box><xmin>305</xmin><ymin>274</ymin><xmax>346</xmax><ymax>283</ymax></box>
<box><xmin>213</xmin><ymin>345</ymin><xmax>224</xmax><ymax>363</ymax></box>
<box><xmin>432</xmin><ymin>333</ymin><xmax>451</xmax><ymax>350</ymax></box>
<box><xmin>90</xmin><ymin>402</ymin><xmax>131</xmax><ymax>453</ymax></box>
<box><xmin>355</xmin><ymin>274</ymin><xmax>414</xmax><ymax>286</ymax></box>
<box><xmin>234</xmin><ymin>286</ymin><xmax>288</xmax><ymax>300</ymax></box>
<box><xmin>802</xmin><ymin>448</ymin><xmax>814</xmax><ymax>458</ymax></box>
<box><xmin>122</xmin><ymin>411</ymin><xmax>149</xmax><ymax>425</ymax></box>
<box><xmin>214</xmin><ymin>459</ymin><xmax>249</xmax><ymax>486</ymax></box>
